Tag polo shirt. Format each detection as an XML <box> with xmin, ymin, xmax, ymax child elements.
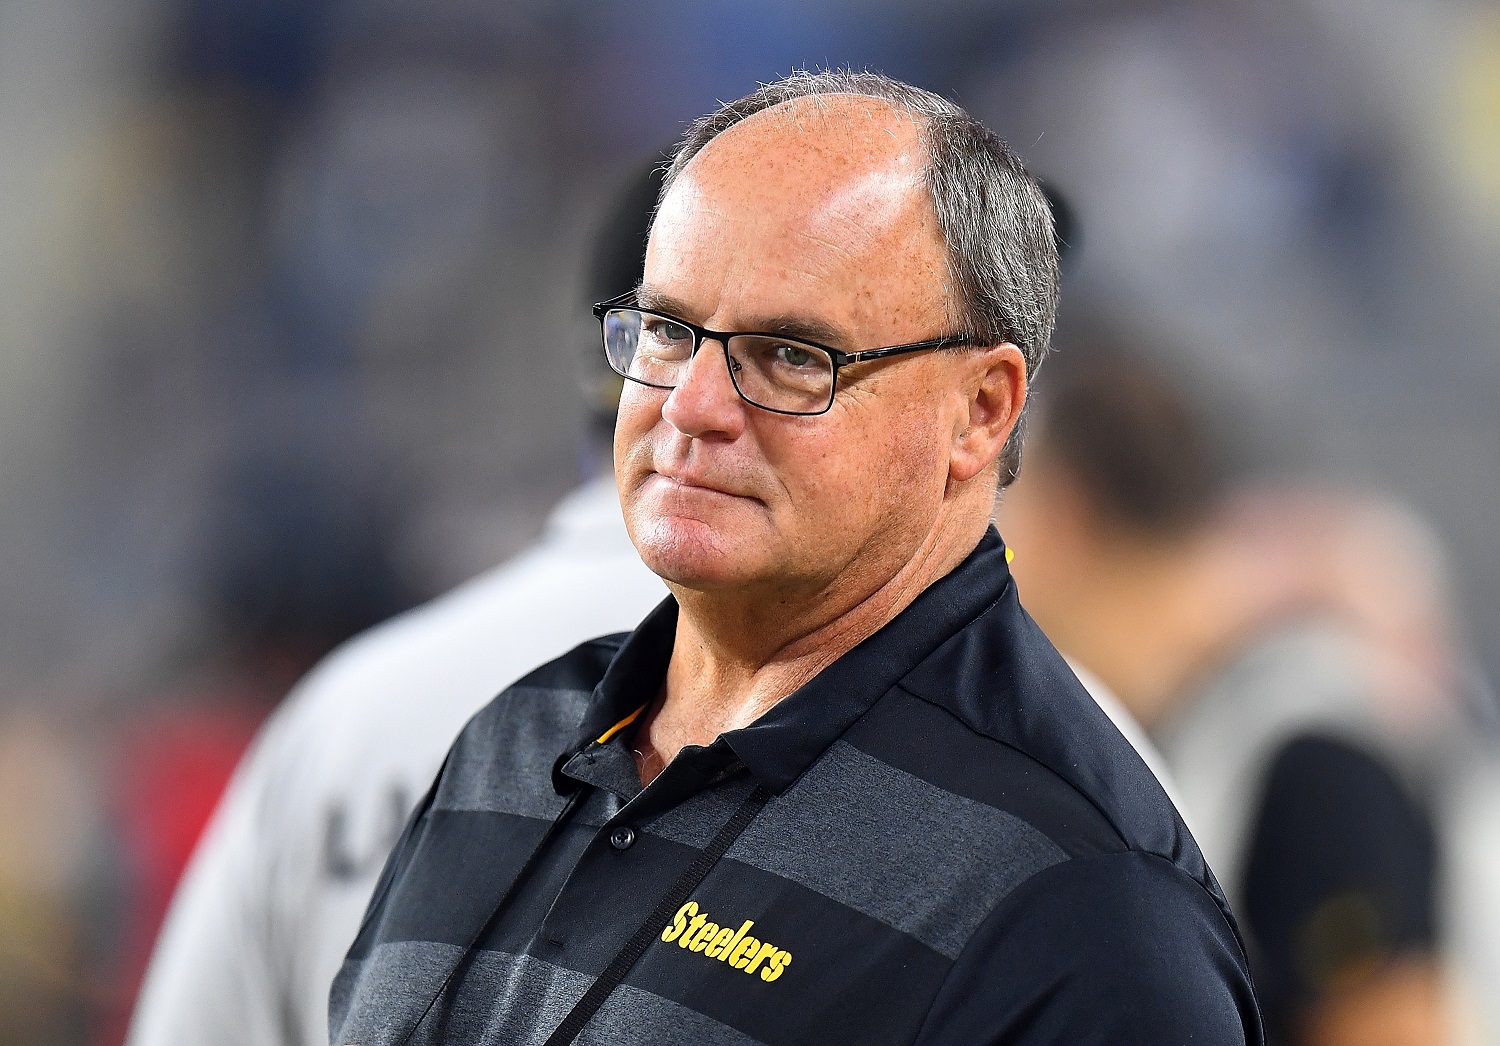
<box><xmin>331</xmin><ymin>529</ymin><xmax>1264</xmax><ymax>1045</ymax></box>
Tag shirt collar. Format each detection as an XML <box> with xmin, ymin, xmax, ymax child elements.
<box><xmin>556</xmin><ymin>528</ymin><xmax>1013</xmax><ymax>796</ymax></box>
<box><xmin>554</xmin><ymin>596</ymin><xmax>677</xmax><ymax>793</ymax></box>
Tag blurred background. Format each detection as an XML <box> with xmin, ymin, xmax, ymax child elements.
<box><xmin>0</xmin><ymin>0</ymin><xmax>1496</xmax><ymax>1042</ymax></box>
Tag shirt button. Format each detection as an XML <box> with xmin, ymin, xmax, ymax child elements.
<box><xmin>609</xmin><ymin>825</ymin><xmax>637</xmax><ymax>851</ymax></box>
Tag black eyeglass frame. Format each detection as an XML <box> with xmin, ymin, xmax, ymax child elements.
<box><xmin>592</xmin><ymin>291</ymin><xmax>980</xmax><ymax>417</ymax></box>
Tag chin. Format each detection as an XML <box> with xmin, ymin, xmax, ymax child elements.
<box><xmin>623</xmin><ymin>473</ymin><xmax>773</xmax><ymax>586</ymax></box>
<box><xmin>629</xmin><ymin>515</ymin><xmax>765</xmax><ymax>592</ymax></box>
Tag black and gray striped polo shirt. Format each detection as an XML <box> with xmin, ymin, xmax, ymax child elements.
<box><xmin>331</xmin><ymin>531</ymin><xmax>1263</xmax><ymax>1045</ymax></box>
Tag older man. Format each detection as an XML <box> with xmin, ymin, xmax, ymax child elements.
<box><xmin>331</xmin><ymin>71</ymin><xmax>1262</xmax><ymax>1046</ymax></box>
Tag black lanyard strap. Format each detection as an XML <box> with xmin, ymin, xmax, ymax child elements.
<box><xmin>542</xmin><ymin>784</ymin><xmax>773</xmax><ymax>1046</ymax></box>
<box><xmin>398</xmin><ymin>786</ymin><xmax>587</xmax><ymax>1046</ymax></box>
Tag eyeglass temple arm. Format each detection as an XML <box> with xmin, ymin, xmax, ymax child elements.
<box><xmin>840</xmin><ymin>337</ymin><xmax>973</xmax><ymax>365</ymax></box>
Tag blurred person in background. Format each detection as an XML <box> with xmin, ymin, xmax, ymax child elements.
<box><xmin>126</xmin><ymin>163</ymin><xmax>671</xmax><ymax>1046</ymax></box>
<box><xmin>0</xmin><ymin>717</ymin><xmax>101</xmax><ymax>1046</ymax></box>
<box><xmin>100</xmin><ymin>449</ymin><xmax>418</xmax><ymax>1045</ymax></box>
<box><xmin>3</xmin><ymin>10</ymin><xmax>564</xmax><ymax>1039</ymax></box>
<box><xmin>995</xmin><ymin>320</ymin><xmax>1464</xmax><ymax>1046</ymax></box>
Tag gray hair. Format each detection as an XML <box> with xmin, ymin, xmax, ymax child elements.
<box><xmin>661</xmin><ymin>69</ymin><xmax>1060</xmax><ymax>484</ymax></box>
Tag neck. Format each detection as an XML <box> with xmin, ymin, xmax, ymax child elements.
<box><xmin>635</xmin><ymin>508</ymin><xmax>990</xmax><ymax>783</ymax></box>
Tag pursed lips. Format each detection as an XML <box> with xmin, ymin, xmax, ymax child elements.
<box><xmin>650</xmin><ymin>469</ymin><xmax>760</xmax><ymax>504</ymax></box>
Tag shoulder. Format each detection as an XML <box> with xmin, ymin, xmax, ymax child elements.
<box><xmin>279</xmin><ymin>476</ymin><xmax>661</xmax><ymax>751</ymax></box>
<box><xmin>283</xmin><ymin>539</ymin><xmax>648</xmax><ymax>735</ymax></box>
<box><xmin>844</xmin><ymin>687</ymin><xmax>1129</xmax><ymax>860</ymax></box>
<box><xmin>916</xmin><ymin>850</ymin><xmax>1264</xmax><ymax>1045</ymax></box>
<box><xmin>994</xmin><ymin>850</ymin><xmax>1250</xmax><ymax>975</ymax></box>
<box><xmin>897</xmin><ymin>586</ymin><xmax>1211</xmax><ymax>878</ymax></box>
<box><xmin>200</xmin><ymin>543</ymin><xmax>656</xmax><ymax>919</ymax></box>
<box><xmin>1067</xmin><ymin>659</ymin><xmax>1185</xmax><ymax>808</ymax></box>
<box><xmin>877</xmin><ymin>582</ymin><xmax>1253</xmax><ymax>986</ymax></box>
<box><xmin>233</xmin><ymin>564</ymin><xmax>551</xmax><ymax>825</ymax></box>
<box><xmin>256</xmin><ymin>524</ymin><xmax>663</xmax><ymax>807</ymax></box>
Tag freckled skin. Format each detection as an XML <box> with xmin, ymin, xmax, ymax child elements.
<box><xmin>614</xmin><ymin>96</ymin><xmax>1028</xmax><ymax>773</ymax></box>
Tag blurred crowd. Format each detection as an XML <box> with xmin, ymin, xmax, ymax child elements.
<box><xmin>1</xmin><ymin>0</ymin><xmax>1498</xmax><ymax>1043</ymax></box>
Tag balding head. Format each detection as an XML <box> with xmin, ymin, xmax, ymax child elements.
<box><xmin>658</xmin><ymin>70</ymin><xmax>1058</xmax><ymax>485</ymax></box>
<box><xmin>681</xmin><ymin>92</ymin><xmax>931</xmax><ymax>250</ymax></box>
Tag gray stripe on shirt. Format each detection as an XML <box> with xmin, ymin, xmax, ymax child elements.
<box><xmin>434</xmin><ymin>686</ymin><xmax>592</xmax><ymax>818</ymax></box>
<box><xmin>333</xmin><ymin>942</ymin><xmax>762</xmax><ymax>1046</ymax></box>
<box><xmin>726</xmin><ymin>740</ymin><xmax>1067</xmax><ymax>958</ymax></box>
<box><xmin>331</xmin><ymin>940</ymin><xmax>466</xmax><ymax>1045</ymax></box>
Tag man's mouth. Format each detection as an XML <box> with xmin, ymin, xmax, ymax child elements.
<box><xmin>652</xmin><ymin>468</ymin><xmax>755</xmax><ymax>502</ymax></box>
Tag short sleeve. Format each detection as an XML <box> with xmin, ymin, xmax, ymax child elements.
<box><xmin>1241</xmin><ymin>733</ymin><xmax>1438</xmax><ymax>1039</ymax></box>
<box><xmin>913</xmin><ymin>850</ymin><xmax>1263</xmax><ymax>1046</ymax></box>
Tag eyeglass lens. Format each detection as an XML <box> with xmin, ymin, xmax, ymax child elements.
<box><xmin>602</xmin><ymin>308</ymin><xmax>835</xmax><ymax>414</ymax></box>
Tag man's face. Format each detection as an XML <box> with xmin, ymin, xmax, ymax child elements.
<box><xmin>615</xmin><ymin>98</ymin><xmax>983</xmax><ymax>603</ymax></box>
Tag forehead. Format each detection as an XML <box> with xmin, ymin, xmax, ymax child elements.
<box><xmin>646</xmin><ymin>96</ymin><xmax>950</xmax><ymax>339</ymax></box>
<box><xmin>694</xmin><ymin>93</ymin><xmax>925</xmax><ymax>184</ymax></box>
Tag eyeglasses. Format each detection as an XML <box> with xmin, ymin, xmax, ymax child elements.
<box><xmin>593</xmin><ymin>292</ymin><xmax>978</xmax><ymax>417</ymax></box>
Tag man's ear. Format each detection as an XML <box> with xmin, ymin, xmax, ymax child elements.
<box><xmin>950</xmin><ymin>344</ymin><xmax>1027</xmax><ymax>484</ymax></box>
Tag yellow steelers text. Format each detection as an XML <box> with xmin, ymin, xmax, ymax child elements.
<box><xmin>659</xmin><ymin>900</ymin><xmax>792</xmax><ymax>983</ymax></box>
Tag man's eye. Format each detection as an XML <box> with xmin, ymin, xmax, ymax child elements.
<box><xmin>775</xmin><ymin>344</ymin><xmax>816</xmax><ymax>368</ymax></box>
<box><xmin>643</xmin><ymin>319</ymin><xmax>691</xmax><ymax>343</ymax></box>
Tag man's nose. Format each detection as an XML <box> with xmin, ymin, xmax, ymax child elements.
<box><xmin>661</xmin><ymin>339</ymin><xmax>747</xmax><ymax>439</ymax></box>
